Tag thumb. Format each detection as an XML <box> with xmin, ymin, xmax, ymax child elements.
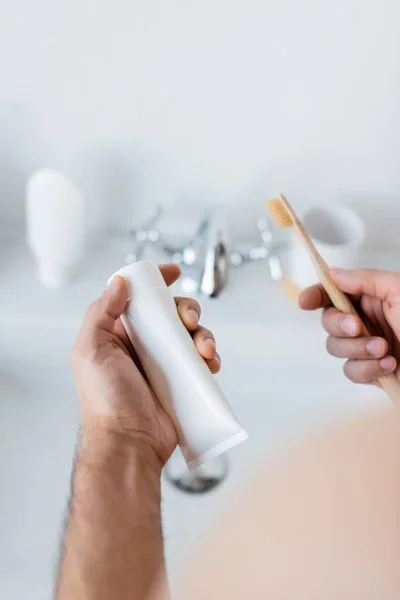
<box><xmin>331</xmin><ymin>268</ymin><xmax>400</xmax><ymax>304</ymax></box>
<box><xmin>85</xmin><ymin>275</ymin><xmax>128</xmax><ymax>334</ymax></box>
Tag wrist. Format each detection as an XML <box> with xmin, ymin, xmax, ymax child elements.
<box><xmin>79</xmin><ymin>419</ymin><xmax>163</xmax><ymax>484</ymax></box>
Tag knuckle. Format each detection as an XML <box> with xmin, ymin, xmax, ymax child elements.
<box><xmin>387</xmin><ymin>273</ymin><xmax>400</xmax><ymax>297</ymax></box>
<box><xmin>91</xmin><ymin>298</ymin><xmax>102</xmax><ymax>312</ymax></box>
<box><xmin>358</xmin><ymin>339</ymin><xmax>369</xmax><ymax>359</ymax></box>
<box><xmin>87</xmin><ymin>298</ymin><xmax>102</xmax><ymax>319</ymax></box>
<box><xmin>72</xmin><ymin>331</ymin><xmax>102</xmax><ymax>365</ymax></box>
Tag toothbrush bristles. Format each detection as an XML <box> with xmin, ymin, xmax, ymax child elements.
<box><xmin>267</xmin><ymin>198</ymin><xmax>293</xmax><ymax>229</ymax></box>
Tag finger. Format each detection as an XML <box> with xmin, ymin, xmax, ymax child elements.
<box><xmin>113</xmin><ymin>318</ymin><xmax>135</xmax><ymax>353</ymax></box>
<box><xmin>326</xmin><ymin>336</ymin><xmax>388</xmax><ymax>360</ymax></box>
<box><xmin>175</xmin><ymin>297</ymin><xmax>202</xmax><ymax>331</ymax></box>
<box><xmin>84</xmin><ymin>276</ymin><xmax>128</xmax><ymax>334</ymax></box>
<box><xmin>206</xmin><ymin>353</ymin><xmax>221</xmax><ymax>374</ymax></box>
<box><xmin>299</xmin><ymin>284</ymin><xmax>331</xmax><ymax>311</ymax></box>
<box><xmin>330</xmin><ymin>268</ymin><xmax>400</xmax><ymax>304</ymax></box>
<box><xmin>321</xmin><ymin>307</ymin><xmax>363</xmax><ymax>337</ymax></box>
<box><xmin>343</xmin><ymin>356</ymin><xmax>397</xmax><ymax>384</ymax></box>
<box><xmin>192</xmin><ymin>326</ymin><xmax>216</xmax><ymax>360</ymax></box>
<box><xmin>159</xmin><ymin>263</ymin><xmax>181</xmax><ymax>287</ymax></box>
<box><xmin>104</xmin><ymin>265</ymin><xmax>179</xmax><ymax>341</ymax></box>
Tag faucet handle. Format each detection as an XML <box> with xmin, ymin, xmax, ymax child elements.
<box><xmin>131</xmin><ymin>205</ymin><xmax>162</xmax><ymax>239</ymax></box>
<box><xmin>126</xmin><ymin>206</ymin><xmax>163</xmax><ymax>263</ymax></box>
<box><xmin>229</xmin><ymin>215</ymin><xmax>285</xmax><ymax>282</ymax></box>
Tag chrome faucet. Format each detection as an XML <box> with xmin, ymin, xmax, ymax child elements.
<box><xmin>126</xmin><ymin>207</ymin><xmax>283</xmax><ymax>297</ymax></box>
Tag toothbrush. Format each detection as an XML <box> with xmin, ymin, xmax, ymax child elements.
<box><xmin>267</xmin><ymin>193</ymin><xmax>400</xmax><ymax>408</ymax></box>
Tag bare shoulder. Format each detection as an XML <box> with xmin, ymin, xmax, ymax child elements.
<box><xmin>179</xmin><ymin>409</ymin><xmax>400</xmax><ymax>600</ymax></box>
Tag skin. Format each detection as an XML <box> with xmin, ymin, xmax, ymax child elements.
<box><xmin>176</xmin><ymin>268</ymin><xmax>400</xmax><ymax>599</ymax></box>
<box><xmin>57</xmin><ymin>265</ymin><xmax>400</xmax><ymax>599</ymax></box>
<box><xmin>55</xmin><ymin>264</ymin><xmax>220</xmax><ymax>600</ymax></box>
<box><xmin>299</xmin><ymin>268</ymin><xmax>400</xmax><ymax>385</ymax></box>
<box><xmin>178</xmin><ymin>410</ymin><xmax>400</xmax><ymax>600</ymax></box>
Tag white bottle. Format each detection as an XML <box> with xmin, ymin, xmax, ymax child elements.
<box><xmin>109</xmin><ymin>261</ymin><xmax>248</xmax><ymax>470</ymax></box>
<box><xmin>26</xmin><ymin>168</ymin><xmax>85</xmax><ymax>288</ymax></box>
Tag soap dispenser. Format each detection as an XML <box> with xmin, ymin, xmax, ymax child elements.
<box><xmin>26</xmin><ymin>168</ymin><xmax>85</xmax><ymax>287</ymax></box>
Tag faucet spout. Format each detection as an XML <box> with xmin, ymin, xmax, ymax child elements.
<box><xmin>200</xmin><ymin>211</ymin><xmax>229</xmax><ymax>298</ymax></box>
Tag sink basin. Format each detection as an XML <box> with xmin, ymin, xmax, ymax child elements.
<box><xmin>0</xmin><ymin>245</ymin><xmax>386</xmax><ymax>598</ymax></box>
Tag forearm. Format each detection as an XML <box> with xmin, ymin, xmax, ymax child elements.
<box><xmin>56</xmin><ymin>426</ymin><xmax>168</xmax><ymax>600</ymax></box>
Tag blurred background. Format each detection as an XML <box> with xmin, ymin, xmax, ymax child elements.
<box><xmin>1</xmin><ymin>0</ymin><xmax>400</xmax><ymax>238</ymax></box>
<box><xmin>1</xmin><ymin>0</ymin><xmax>400</xmax><ymax>598</ymax></box>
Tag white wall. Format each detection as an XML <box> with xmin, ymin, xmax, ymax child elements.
<box><xmin>1</xmin><ymin>0</ymin><xmax>399</xmax><ymax>234</ymax></box>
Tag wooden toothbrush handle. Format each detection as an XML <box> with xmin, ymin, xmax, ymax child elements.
<box><xmin>320</xmin><ymin>272</ymin><xmax>400</xmax><ymax>408</ymax></box>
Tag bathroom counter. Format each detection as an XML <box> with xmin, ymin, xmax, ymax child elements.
<box><xmin>0</xmin><ymin>236</ymin><xmax>392</xmax><ymax>598</ymax></box>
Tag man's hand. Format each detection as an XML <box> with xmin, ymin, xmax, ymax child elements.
<box><xmin>299</xmin><ymin>268</ymin><xmax>400</xmax><ymax>385</ymax></box>
<box><xmin>56</xmin><ymin>264</ymin><xmax>221</xmax><ymax>600</ymax></box>
<box><xmin>72</xmin><ymin>263</ymin><xmax>221</xmax><ymax>470</ymax></box>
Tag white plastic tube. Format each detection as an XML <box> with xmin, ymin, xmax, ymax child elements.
<box><xmin>109</xmin><ymin>261</ymin><xmax>247</xmax><ymax>470</ymax></box>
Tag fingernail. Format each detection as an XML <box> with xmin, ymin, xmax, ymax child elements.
<box><xmin>188</xmin><ymin>308</ymin><xmax>199</xmax><ymax>323</ymax></box>
<box><xmin>214</xmin><ymin>352</ymin><xmax>221</xmax><ymax>365</ymax></box>
<box><xmin>366</xmin><ymin>339</ymin><xmax>385</xmax><ymax>357</ymax></box>
<box><xmin>204</xmin><ymin>338</ymin><xmax>216</xmax><ymax>350</ymax></box>
<box><xmin>108</xmin><ymin>275</ymin><xmax>120</xmax><ymax>291</ymax></box>
<box><xmin>380</xmin><ymin>356</ymin><xmax>396</xmax><ymax>371</ymax></box>
<box><xmin>341</xmin><ymin>316</ymin><xmax>357</xmax><ymax>336</ymax></box>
